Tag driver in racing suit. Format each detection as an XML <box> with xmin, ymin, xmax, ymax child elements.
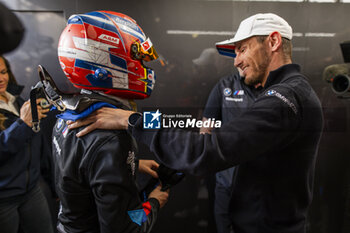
<box><xmin>51</xmin><ymin>11</ymin><xmax>169</xmax><ymax>233</ymax></box>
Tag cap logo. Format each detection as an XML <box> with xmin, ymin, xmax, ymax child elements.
<box><xmin>257</xmin><ymin>17</ymin><xmax>273</xmax><ymax>21</ymax></box>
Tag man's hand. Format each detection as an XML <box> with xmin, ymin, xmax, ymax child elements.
<box><xmin>200</xmin><ymin>117</ymin><xmax>213</xmax><ymax>135</ymax></box>
<box><xmin>148</xmin><ymin>185</ymin><xmax>169</xmax><ymax>208</ymax></box>
<box><xmin>20</xmin><ymin>98</ymin><xmax>50</xmax><ymax>127</ymax></box>
<box><xmin>139</xmin><ymin>160</ymin><xmax>159</xmax><ymax>178</ymax></box>
<box><xmin>67</xmin><ymin>107</ymin><xmax>134</xmax><ymax>137</ymax></box>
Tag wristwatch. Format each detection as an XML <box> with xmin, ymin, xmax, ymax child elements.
<box><xmin>127</xmin><ymin>112</ymin><xmax>142</xmax><ymax>128</ymax></box>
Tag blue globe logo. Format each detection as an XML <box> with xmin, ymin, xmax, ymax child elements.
<box><xmin>223</xmin><ymin>88</ymin><xmax>232</xmax><ymax>96</ymax></box>
<box><xmin>266</xmin><ymin>90</ymin><xmax>276</xmax><ymax>96</ymax></box>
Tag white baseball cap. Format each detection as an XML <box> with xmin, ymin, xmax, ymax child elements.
<box><xmin>216</xmin><ymin>13</ymin><xmax>293</xmax><ymax>54</ymax></box>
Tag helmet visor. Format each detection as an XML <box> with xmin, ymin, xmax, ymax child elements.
<box><xmin>131</xmin><ymin>38</ymin><xmax>158</xmax><ymax>62</ymax></box>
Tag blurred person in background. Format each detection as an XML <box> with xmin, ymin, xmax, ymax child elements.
<box><xmin>0</xmin><ymin>55</ymin><xmax>54</xmax><ymax>233</ymax></box>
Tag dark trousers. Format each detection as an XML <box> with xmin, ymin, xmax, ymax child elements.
<box><xmin>0</xmin><ymin>184</ymin><xmax>54</xmax><ymax>233</ymax></box>
<box><xmin>214</xmin><ymin>183</ymin><xmax>234</xmax><ymax>233</ymax></box>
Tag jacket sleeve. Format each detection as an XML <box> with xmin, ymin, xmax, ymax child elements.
<box><xmin>88</xmin><ymin>134</ymin><xmax>159</xmax><ymax>233</ymax></box>
<box><xmin>130</xmin><ymin>86</ymin><xmax>303</xmax><ymax>176</ymax></box>
<box><xmin>202</xmin><ymin>82</ymin><xmax>222</xmax><ymax>119</ymax></box>
<box><xmin>0</xmin><ymin>119</ymin><xmax>34</xmax><ymax>154</ymax></box>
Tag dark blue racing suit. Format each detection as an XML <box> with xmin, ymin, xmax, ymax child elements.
<box><xmin>52</xmin><ymin>95</ymin><xmax>160</xmax><ymax>233</ymax></box>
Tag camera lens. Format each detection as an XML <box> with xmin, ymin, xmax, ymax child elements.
<box><xmin>332</xmin><ymin>74</ymin><xmax>350</xmax><ymax>95</ymax></box>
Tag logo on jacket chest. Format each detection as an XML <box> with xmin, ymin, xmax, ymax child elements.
<box><xmin>224</xmin><ymin>88</ymin><xmax>245</xmax><ymax>102</ymax></box>
<box><xmin>56</xmin><ymin>118</ymin><xmax>65</xmax><ymax>132</ymax></box>
<box><xmin>56</xmin><ymin>118</ymin><xmax>69</xmax><ymax>138</ymax></box>
<box><xmin>265</xmin><ymin>89</ymin><xmax>298</xmax><ymax>114</ymax></box>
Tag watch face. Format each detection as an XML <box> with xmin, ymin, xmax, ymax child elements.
<box><xmin>128</xmin><ymin>112</ymin><xmax>142</xmax><ymax>127</ymax></box>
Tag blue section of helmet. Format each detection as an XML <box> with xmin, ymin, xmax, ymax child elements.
<box><xmin>94</xmin><ymin>68</ymin><xmax>109</xmax><ymax>80</ymax></box>
<box><xmin>82</xmin><ymin>11</ymin><xmax>126</xmax><ymax>51</ymax></box>
<box><xmin>109</xmin><ymin>53</ymin><xmax>127</xmax><ymax>70</ymax></box>
<box><xmin>102</xmin><ymin>12</ymin><xmax>146</xmax><ymax>42</ymax></box>
<box><xmin>75</xmin><ymin>59</ymin><xmax>94</xmax><ymax>70</ymax></box>
<box><xmin>74</xmin><ymin>59</ymin><xmax>113</xmax><ymax>88</ymax></box>
<box><xmin>73</xmin><ymin>12</ymin><xmax>124</xmax><ymax>49</ymax></box>
<box><xmin>107</xmin><ymin>14</ymin><xmax>142</xmax><ymax>34</ymax></box>
<box><xmin>145</xmin><ymin>69</ymin><xmax>156</xmax><ymax>96</ymax></box>
<box><xmin>86</xmin><ymin>73</ymin><xmax>113</xmax><ymax>88</ymax></box>
<box><xmin>75</xmin><ymin>58</ymin><xmax>127</xmax><ymax>74</ymax></box>
<box><xmin>68</xmin><ymin>15</ymin><xmax>83</xmax><ymax>25</ymax></box>
<box><xmin>86</xmin><ymin>11</ymin><xmax>109</xmax><ymax>19</ymax></box>
<box><xmin>69</xmin><ymin>11</ymin><xmax>146</xmax><ymax>54</ymax></box>
<box><xmin>118</xmin><ymin>28</ymin><xmax>145</xmax><ymax>44</ymax></box>
<box><xmin>88</xmin><ymin>11</ymin><xmax>146</xmax><ymax>47</ymax></box>
<box><xmin>77</xmin><ymin>15</ymin><xmax>117</xmax><ymax>34</ymax></box>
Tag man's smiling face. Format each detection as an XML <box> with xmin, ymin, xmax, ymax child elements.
<box><xmin>234</xmin><ymin>36</ymin><xmax>270</xmax><ymax>86</ymax></box>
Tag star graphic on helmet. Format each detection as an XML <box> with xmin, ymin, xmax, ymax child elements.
<box><xmin>151</xmin><ymin>109</ymin><xmax>161</xmax><ymax>122</ymax></box>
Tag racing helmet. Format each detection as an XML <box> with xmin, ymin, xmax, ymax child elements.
<box><xmin>58</xmin><ymin>11</ymin><xmax>158</xmax><ymax>99</ymax></box>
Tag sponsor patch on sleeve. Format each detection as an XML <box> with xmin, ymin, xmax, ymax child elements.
<box><xmin>265</xmin><ymin>89</ymin><xmax>298</xmax><ymax>115</ymax></box>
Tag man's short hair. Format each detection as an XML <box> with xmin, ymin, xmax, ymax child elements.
<box><xmin>255</xmin><ymin>35</ymin><xmax>292</xmax><ymax>61</ymax></box>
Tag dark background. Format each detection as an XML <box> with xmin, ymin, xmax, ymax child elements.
<box><xmin>2</xmin><ymin>0</ymin><xmax>350</xmax><ymax>232</ymax></box>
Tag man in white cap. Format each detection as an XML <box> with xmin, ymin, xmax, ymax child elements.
<box><xmin>216</xmin><ymin>13</ymin><xmax>293</xmax><ymax>87</ymax></box>
<box><xmin>207</xmin><ymin>13</ymin><xmax>293</xmax><ymax>233</ymax></box>
<box><xmin>68</xmin><ymin>13</ymin><xmax>323</xmax><ymax>233</ymax></box>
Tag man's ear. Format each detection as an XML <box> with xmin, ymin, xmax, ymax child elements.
<box><xmin>268</xmin><ymin>31</ymin><xmax>282</xmax><ymax>52</ymax></box>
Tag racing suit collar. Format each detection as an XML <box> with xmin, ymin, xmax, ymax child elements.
<box><xmin>264</xmin><ymin>64</ymin><xmax>302</xmax><ymax>89</ymax></box>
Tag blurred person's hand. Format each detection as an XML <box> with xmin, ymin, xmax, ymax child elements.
<box><xmin>20</xmin><ymin>98</ymin><xmax>50</xmax><ymax>127</ymax></box>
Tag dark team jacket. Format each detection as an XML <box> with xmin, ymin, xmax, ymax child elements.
<box><xmin>52</xmin><ymin>100</ymin><xmax>159</xmax><ymax>233</ymax></box>
<box><xmin>203</xmin><ymin>73</ymin><xmax>262</xmax><ymax>123</ymax></box>
<box><xmin>129</xmin><ymin>64</ymin><xmax>324</xmax><ymax>233</ymax></box>
<box><xmin>203</xmin><ymin>73</ymin><xmax>262</xmax><ymax>188</ymax></box>
<box><xmin>0</xmin><ymin>88</ymin><xmax>55</xmax><ymax>199</ymax></box>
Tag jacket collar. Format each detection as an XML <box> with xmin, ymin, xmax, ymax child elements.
<box><xmin>0</xmin><ymin>91</ymin><xmax>16</xmax><ymax>104</ymax></box>
<box><xmin>264</xmin><ymin>63</ymin><xmax>302</xmax><ymax>89</ymax></box>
